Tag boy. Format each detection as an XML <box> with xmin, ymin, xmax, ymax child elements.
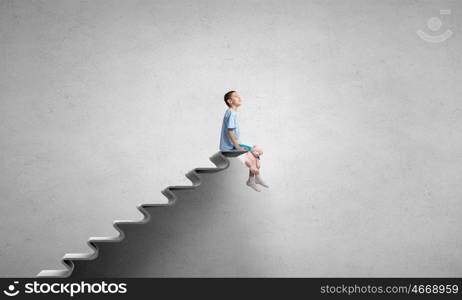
<box><xmin>219</xmin><ymin>90</ymin><xmax>269</xmax><ymax>191</ymax></box>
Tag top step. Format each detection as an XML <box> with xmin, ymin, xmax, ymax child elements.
<box><xmin>220</xmin><ymin>150</ymin><xmax>248</xmax><ymax>157</ymax></box>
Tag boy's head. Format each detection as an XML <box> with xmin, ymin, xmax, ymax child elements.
<box><xmin>224</xmin><ymin>90</ymin><xmax>241</xmax><ymax>108</ymax></box>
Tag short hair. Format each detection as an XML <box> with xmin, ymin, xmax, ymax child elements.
<box><xmin>224</xmin><ymin>90</ymin><xmax>236</xmax><ymax>107</ymax></box>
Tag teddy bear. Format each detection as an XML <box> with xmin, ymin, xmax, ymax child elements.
<box><xmin>244</xmin><ymin>145</ymin><xmax>263</xmax><ymax>175</ymax></box>
<box><xmin>244</xmin><ymin>145</ymin><xmax>269</xmax><ymax>191</ymax></box>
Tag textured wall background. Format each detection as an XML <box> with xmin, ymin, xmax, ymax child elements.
<box><xmin>1</xmin><ymin>0</ymin><xmax>461</xmax><ymax>277</ymax></box>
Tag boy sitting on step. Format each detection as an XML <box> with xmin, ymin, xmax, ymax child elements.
<box><xmin>219</xmin><ymin>90</ymin><xmax>269</xmax><ymax>192</ymax></box>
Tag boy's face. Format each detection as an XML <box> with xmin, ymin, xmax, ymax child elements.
<box><xmin>227</xmin><ymin>92</ymin><xmax>242</xmax><ymax>107</ymax></box>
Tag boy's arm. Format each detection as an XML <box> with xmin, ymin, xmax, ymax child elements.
<box><xmin>227</xmin><ymin>129</ymin><xmax>246</xmax><ymax>150</ymax></box>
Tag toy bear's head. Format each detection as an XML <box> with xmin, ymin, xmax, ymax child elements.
<box><xmin>249</xmin><ymin>145</ymin><xmax>263</xmax><ymax>157</ymax></box>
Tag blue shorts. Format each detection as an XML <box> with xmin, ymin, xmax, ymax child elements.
<box><xmin>232</xmin><ymin>144</ymin><xmax>252</xmax><ymax>151</ymax></box>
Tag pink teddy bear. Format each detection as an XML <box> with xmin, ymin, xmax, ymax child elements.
<box><xmin>244</xmin><ymin>145</ymin><xmax>263</xmax><ymax>175</ymax></box>
<box><xmin>244</xmin><ymin>145</ymin><xmax>269</xmax><ymax>191</ymax></box>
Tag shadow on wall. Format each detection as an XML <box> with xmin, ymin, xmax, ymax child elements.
<box><xmin>68</xmin><ymin>155</ymin><xmax>276</xmax><ymax>277</ymax></box>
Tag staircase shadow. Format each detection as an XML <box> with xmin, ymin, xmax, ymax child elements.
<box><xmin>70</xmin><ymin>155</ymin><xmax>268</xmax><ymax>277</ymax></box>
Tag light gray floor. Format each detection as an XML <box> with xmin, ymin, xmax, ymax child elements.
<box><xmin>38</xmin><ymin>155</ymin><xmax>462</xmax><ymax>277</ymax></box>
<box><xmin>32</xmin><ymin>156</ymin><xmax>420</xmax><ymax>277</ymax></box>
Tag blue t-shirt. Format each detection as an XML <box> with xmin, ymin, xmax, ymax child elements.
<box><xmin>219</xmin><ymin>108</ymin><xmax>240</xmax><ymax>150</ymax></box>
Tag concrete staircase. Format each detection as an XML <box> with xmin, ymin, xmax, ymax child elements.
<box><xmin>37</xmin><ymin>150</ymin><xmax>248</xmax><ymax>278</ymax></box>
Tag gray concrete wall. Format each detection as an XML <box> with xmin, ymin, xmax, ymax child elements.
<box><xmin>1</xmin><ymin>0</ymin><xmax>461</xmax><ymax>277</ymax></box>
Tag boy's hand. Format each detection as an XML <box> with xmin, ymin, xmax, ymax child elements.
<box><xmin>236</xmin><ymin>146</ymin><xmax>248</xmax><ymax>151</ymax></box>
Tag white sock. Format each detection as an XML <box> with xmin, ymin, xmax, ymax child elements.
<box><xmin>246</xmin><ymin>175</ymin><xmax>261</xmax><ymax>192</ymax></box>
<box><xmin>255</xmin><ymin>175</ymin><xmax>269</xmax><ymax>188</ymax></box>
